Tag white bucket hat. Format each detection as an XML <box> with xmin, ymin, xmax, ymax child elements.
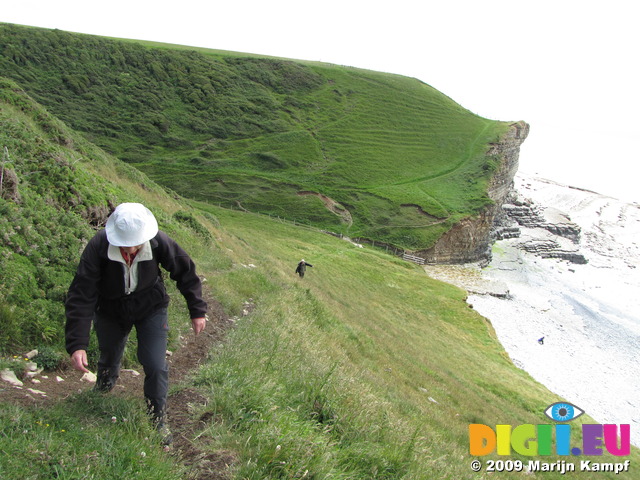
<box><xmin>105</xmin><ymin>203</ymin><xmax>158</xmax><ymax>247</ymax></box>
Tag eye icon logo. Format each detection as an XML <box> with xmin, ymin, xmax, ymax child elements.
<box><xmin>544</xmin><ymin>402</ymin><xmax>585</xmax><ymax>422</ymax></box>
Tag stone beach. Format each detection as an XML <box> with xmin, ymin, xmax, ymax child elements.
<box><xmin>426</xmin><ymin>172</ymin><xmax>640</xmax><ymax>447</ymax></box>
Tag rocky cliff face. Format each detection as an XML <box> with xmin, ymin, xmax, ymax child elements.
<box><xmin>415</xmin><ymin>121</ymin><xmax>530</xmax><ymax>264</ymax></box>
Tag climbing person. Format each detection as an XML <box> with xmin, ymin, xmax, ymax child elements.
<box><xmin>295</xmin><ymin>258</ymin><xmax>313</xmax><ymax>278</ymax></box>
<box><xmin>538</xmin><ymin>337</ymin><xmax>545</xmax><ymax>345</ymax></box>
<box><xmin>64</xmin><ymin>203</ymin><xmax>208</xmax><ymax>446</ymax></box>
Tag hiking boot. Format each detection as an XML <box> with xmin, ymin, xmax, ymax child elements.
<box><xmin>146</xmin><ymin>397</ymin><xmax>172</xmax><ymax>445</ymax></box>
<box><xmin>94</xmin><ymin>369</ymin><xmax>116</xmax><ymax>393</ymax></box>
<box><xmin>157</xmin><ymin>421</ymin><xmax>173</xmax><ymax>446</ymax></box>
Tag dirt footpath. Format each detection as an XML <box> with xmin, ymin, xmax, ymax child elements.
<box><xmin>0</xmin><ymin>292</ymin><xmax>236</xmax><ymax>479</ymax></box>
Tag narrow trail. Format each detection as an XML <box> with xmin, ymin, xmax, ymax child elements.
<box><xmin>387</xmin><ymin>120</ymin><xmax>492</xmax><ymax>187</ymax></box>
<box><xmin>0</xmin><ymin>289</ymin><xmax>236</xmax><ymax>480</ymax></box>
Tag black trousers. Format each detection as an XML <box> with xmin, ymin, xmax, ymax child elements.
<box><xmin>94</xmin><ymin>308</ymin><xmax>169</xmax><ymax>417</ymax></box>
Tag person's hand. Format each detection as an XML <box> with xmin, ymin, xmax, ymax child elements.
<box><xmin>70</xmin><ymin>350</ymin><xmax>90</xmax><ymax>373</ymax></box>
<box><xmin>191</xmin><ymin>317</ymin><xmax>207</xmax><ymax>335</ymax></box>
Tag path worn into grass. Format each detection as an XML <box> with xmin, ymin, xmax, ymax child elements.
<box><xmin>0</xmin><ymin>290</ymin><xmax>236</xmax><ymax>480</ymax></box>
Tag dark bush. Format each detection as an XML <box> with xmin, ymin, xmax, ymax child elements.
<box><xmin>172</xmin><ymin>211</ymin><xmax>212</xmax><ymax>243</ymax></box>
<box><xmin>33</xmin><ymin>345</ymin><xmax>65</xmax><ymax>371</ymax></box>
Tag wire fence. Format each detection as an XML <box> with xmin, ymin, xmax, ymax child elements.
<box><xmin>221</xmin><ymin>203</ymin><xmax>415</xmax><ymax>260</ymax></box>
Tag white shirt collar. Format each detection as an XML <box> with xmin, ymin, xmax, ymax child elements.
<box><xmin>107</xmin><ymin>241</ymin><xmax>153</xmax><ymax>264</ymax></box>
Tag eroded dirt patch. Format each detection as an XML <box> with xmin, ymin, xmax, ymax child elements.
<box><xmin>297</xmin><ymin>191</ymin><xmax>353</xmax><ymax>225</ymax></box>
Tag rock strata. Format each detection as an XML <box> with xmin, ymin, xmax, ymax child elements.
<box><xmin>502</xmin><ymin>202</ymin><xmax>581</xmax><ymax>243</ymax></box>
<box><xmin>497</xmin><ymin>192</ymin><xmax>588</xmax><ymax>265</ymax></box>
<box><xmin>416</xmin><ymin>121</ymin><xmax>530</xmax><ymax>264</ymax></box>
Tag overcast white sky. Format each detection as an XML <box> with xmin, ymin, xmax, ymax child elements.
<box><xmin>3</xmin><ymin>0</ymin><xmax>639</xmax><ymax>201</ymax></box>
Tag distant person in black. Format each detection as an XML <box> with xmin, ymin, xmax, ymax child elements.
<box><xmin>295</xmin><ymin>259</ymin><xmax>313</xmax><ymax>278</ymax></box>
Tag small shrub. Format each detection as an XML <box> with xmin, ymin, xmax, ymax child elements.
<box><xmin>33</xmin><ymin>345</ymin><xmax>65</xmax><ymax>371</ymax></box>
<box><xmin>172</xmin><ymin>211</ymin><xmax>212</xmax><ymax>243</ymax></box>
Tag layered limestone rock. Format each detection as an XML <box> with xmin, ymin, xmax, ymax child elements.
<box><xmin>415</xmin><ymin>121</ymin><xmax>530</xmax><ymax>264</ymax></box>
<box><xmin>498</xmin><ymin>194</ymin><xmax>587</xmax><ymax>264</ymax></box>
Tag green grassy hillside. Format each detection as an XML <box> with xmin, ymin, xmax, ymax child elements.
<box><xmin>1</xmin><ymin>76</ymin><xmax>637</xmax><ymax>479</ymax></box>
<box><xmin>0</xmin><ymin>23</ymin><xmax>510</xmax><ymax>250</ymax></box>
<box><xmin>0</xmin><ymin>76</ymin><xmax>224</xmax><ymax>355</ymax></box>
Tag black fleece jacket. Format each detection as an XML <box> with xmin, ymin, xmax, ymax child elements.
<box><xmin>65</xmin><ymin>229</ymin><xmax>207</xmax><ymax>354</ymax></box>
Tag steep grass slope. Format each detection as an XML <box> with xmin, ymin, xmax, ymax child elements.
<box><xmin>0</xmin><ymin>23</ymin><xmax>511</xmax><ymax>250</ymax></box>
<box><xmin>189</xmin><ymin>204</ymin><xmax>640</xmax><ymax>479</ymax></box>
<box><xmin>0</xmin><ymin>77</ymin><xmax>226</xmax><ymax>354</ymax></box>
<box><xmin>1</xmin><ymin>79</ymin><xmax>637</xmax><ymax>479</ymax></box>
